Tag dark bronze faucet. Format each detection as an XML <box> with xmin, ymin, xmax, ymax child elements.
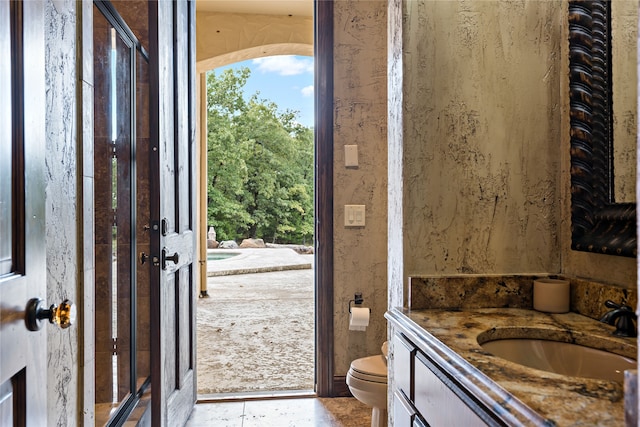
<box><xmin>599</xmin><ymin>300</ymin><xmax>637</xmax><ymax>337</ymax></box>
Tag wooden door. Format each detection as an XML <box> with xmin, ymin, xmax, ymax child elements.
<box><xmin>149</xmin><ymin>1</ymin><xmax>197</xmax><ymax>425</ymax></box>
<box><xmin>0</xmin><ymin>0</ymin><xmax>47</xmax><ymax>425</ymax></box>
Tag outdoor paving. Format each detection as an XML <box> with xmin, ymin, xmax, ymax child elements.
<box><xmin>198</xmin><ymin>248</ymin><xmax>314</xmax><ymax>396</ymax></box>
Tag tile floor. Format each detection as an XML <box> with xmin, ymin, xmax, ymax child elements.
<box><xmin>185</xmin><ymin>397</ymin><xmax>372</xmax><ymax>427</ymax></box>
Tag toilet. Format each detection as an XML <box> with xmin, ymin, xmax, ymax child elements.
<box><xmin>346</xmin><ymin>342</ymin><xmax>388</xmax><ymax>427</ymax></box>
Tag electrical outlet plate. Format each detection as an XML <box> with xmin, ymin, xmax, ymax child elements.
<box><xmin>345</xmin><ymin>205</ymin><xmax>365</xmax><ymax>227</ymax></box>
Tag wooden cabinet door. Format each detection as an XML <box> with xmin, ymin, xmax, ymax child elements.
<box><xmin>0</xmin><ymin>0</ymin><xmax>47</xmax><ymax>424</ymax></box>
<box><xmin>149</xmin><ymin>0</ymin><xmax>197</xmax><ymax>425</ymax></box>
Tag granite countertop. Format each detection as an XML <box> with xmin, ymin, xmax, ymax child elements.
<box><xmin>388</xmin><ymin>307</ymin><xmax>637</xmax><ymax>426</ymax></box>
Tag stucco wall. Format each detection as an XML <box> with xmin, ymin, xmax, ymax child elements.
<box><xmin>45</xmin><ymin>0</ymin><xmax>79</xmax><ymax>425</ymax></box>
<box><xmin>332</xmin><ymin>0</ymin><xmax>388</xmax><ymax>376</ymax></box>
<box><xmin>399</xmin><ymin>0</ymin><xmax>563</xmax><ymax>280</ymax></box>
<box><xmin>391</xmin><ymin>0</ymin><xmax>635</xmax><ymax>303</ymax></box>
<box><xmin>195</xmin><ymin>11</ymin><xmax>313</xmax><ymax>72</ymax></box>
<box><xmin>611</xmin><ymin>0</ymin><xmax>638</xmax><ymax>204</ymax></box>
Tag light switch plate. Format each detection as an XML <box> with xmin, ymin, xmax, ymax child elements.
<box><xmin>345</xmin><ymin>145</ymin><xmax>358</xmax><ymax>167</ymax></box>
<box><xmin>345</xmin><ymin>205</ymin><xmax>365</xmax><ymax>227</ymax></box>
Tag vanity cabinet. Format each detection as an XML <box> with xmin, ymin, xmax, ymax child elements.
<box><xmin>414</xmin><ymin>352</ymin><xmax>486</xmax><ymax>426</ymax></box>
<box><xmin>392</xmin><ymin>333</ymin><xmax>492</xmax><ymax>427</ymax></box>
<box><xmin>387</xmin><ymin>306</ymin><xmax>630</xmax><ymax>426</ymax></box>
<box><xmin>393</xmin><ymin>391</ymin><xmax>416</xmax><ymax>426</ymax></box>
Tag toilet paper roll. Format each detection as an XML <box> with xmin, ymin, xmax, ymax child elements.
<box><xmin>533</xmin><ymin>278</ymin><xmax>570</xmax><ymax>313</ymax></box>
<box><xmin>349</xmin><ymin>307</ymin><xmax>370</xmax><ymax>331</ymax></box>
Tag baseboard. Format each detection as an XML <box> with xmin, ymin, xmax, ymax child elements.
<box><xmin>333</xmin><ymin>376</ymin><xmax>353</xmax><ymax>398</ymax></box>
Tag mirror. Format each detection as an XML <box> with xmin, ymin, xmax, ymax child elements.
<box><xmin>568</xmin><ymin>0</ymin><xmax>636</xmax><ymax>257</ymax></box>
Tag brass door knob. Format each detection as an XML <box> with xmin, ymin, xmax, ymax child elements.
<box><xmin>26</xmin><ymin>298</ymin><xmax>77</xmax><ymax>331</ymax></box>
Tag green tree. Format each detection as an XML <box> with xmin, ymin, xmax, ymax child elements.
<box><xmin>206</xmin><ymin>67</ymin><xmax>314</xmax><ymax>244</ymax></box>
<box><xmin>206</xmin><ymin>68</ymin><xmax>251</xmax><ymax>240</ymax></box>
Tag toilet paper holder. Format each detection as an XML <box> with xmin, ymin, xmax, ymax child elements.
<box><xmin>348</xmin><ymin>292</ymin><xmax>371</xmax><ymax>313</ymax></box>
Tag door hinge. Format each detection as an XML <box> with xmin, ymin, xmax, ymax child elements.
<box><xmin>112</xmin><ymin>337</ymin><xmax>118</xmax><ymax>355</ymax></box>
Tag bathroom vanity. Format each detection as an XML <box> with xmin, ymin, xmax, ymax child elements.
<box><xmin>385</xmin><ymin>275</ymin><xmax>637</xmax><ymax>427</ymax></box>
<box><xmin>385</xmin><ymin>276</ymin><xmax>638</xmax><ymax>426</ymax></box>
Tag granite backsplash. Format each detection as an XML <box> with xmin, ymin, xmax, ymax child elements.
<box><xmin>409</xmin><ymin>275</ymin><xmax>637</xmax><ymax>321</ymax></box>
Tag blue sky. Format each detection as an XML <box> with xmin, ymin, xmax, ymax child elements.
<box><xmin>214</xmin><ymin>55</ymin><xmax>314</xmax><ymax>128</ymax></box>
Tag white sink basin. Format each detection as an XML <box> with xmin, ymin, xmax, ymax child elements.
<box><xmin>479</xmin><ymin>338</ymin><xmax>635</xmax><ymax>382</ymax></box>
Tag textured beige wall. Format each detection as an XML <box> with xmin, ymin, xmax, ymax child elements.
<box><xmin>400</xmin><ymin>0</ymin><xmax>563</xmax><ymax>279</ymax></box>
<box><xmin>196</xmin><ymin>11</ymin><xmax>313</xmax><ymax>72</ymax></box>
<box><xmin>332</xmin><ymin>0</ymin><xmax>388</xmax><ymax>375</ymax></box>
<box><xmin>611</xmin><ymin>0</ymin><xmax>638</xmax><ymax>204</ymax></box>
<box><xmin>391</xmin><ymin>0</ymin><xmax>636</xmax><ymax>299</ymax></box>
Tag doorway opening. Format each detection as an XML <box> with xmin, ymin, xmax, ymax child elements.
<box><xmin>197</xmin><ymin>57</ymin><xmax>315</xmax><ymax>397</ymax></box>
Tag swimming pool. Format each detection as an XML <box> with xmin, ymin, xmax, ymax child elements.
<box><xmin>207</xmin><ymin>252</ymin><xmax>240</xmax><ymax>261</ymax></box>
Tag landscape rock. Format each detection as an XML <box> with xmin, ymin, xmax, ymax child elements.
<box><xmin>207</xmin><ymin>239</ymin><xmax>219</xmax><ymax>249</ymax></box>
<box><xmin>240</xmin><ymin>238</ymin><xmax>266</xmax><ymax>248</ymax></box>
<box><xmin>219</xmin><ymin>240</ymin><xmax>239</xmax><ymax>249</ymax></box>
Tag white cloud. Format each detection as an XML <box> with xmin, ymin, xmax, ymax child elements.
<box><xmin>301</xmin><ymin>85</ymin><xmax>314</xmax><ymax>97</ymax></box>
<box><xmin>252</xmin><ymin>56</ymin><xmax>314</xmax><ymax>76</ymax></box>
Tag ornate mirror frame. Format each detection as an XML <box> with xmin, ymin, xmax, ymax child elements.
<box><xmin>568</xmin><ymin>0</ymin><xmax>637</xmax><ymax>257</ymax></box>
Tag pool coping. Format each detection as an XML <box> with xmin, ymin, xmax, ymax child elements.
<box><xmin>205</xmin><ymin>248</ymin><xmax>313</xmax><ymax>277</ymax></box>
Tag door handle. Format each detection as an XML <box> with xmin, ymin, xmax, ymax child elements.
<box><xmin>162</xmin><ymin>247</ymin><xmax>179</xmax><ymax>270</ymax></box>
<box><xmin>26</xmin><ymin>298</ymin><xmax>76</xmax><ymax>331</ymax></box>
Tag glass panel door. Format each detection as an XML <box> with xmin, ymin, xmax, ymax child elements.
<box><xmin>93</xmin><ymin>2</ymin><xmax>150</xmax><ymax>424</ymax></box>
